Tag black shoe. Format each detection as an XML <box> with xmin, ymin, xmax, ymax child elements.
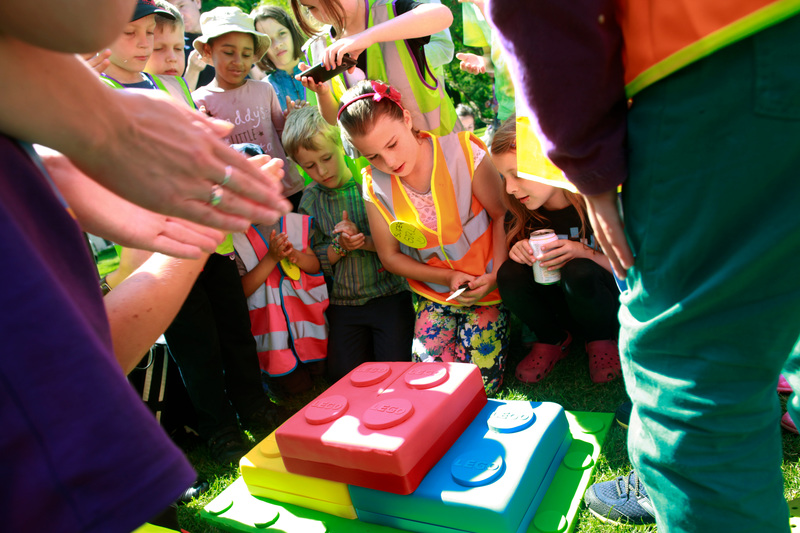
<box><xmin>172</xmin><ymin>478</ymin><xmax>210</xmax><ymax>506</ymax></box>
<box><xmin>615</xmin><ymin>401</ymin><xmax>633</xmax><ymax>429</ymax></box>
<box><xmin>207</xmin><ymin>427</ymin><xmax>248</xmax><ymax>464</ymax></box>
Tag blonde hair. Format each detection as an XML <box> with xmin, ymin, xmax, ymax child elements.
<box><xmin>154</xmin><ymin>0</ymin><xmax>184</xmax><ymax>31</ymax></box>
<box><xmin>491</xmin><ymin>116</ymin><xmax>591</xmax><ymax>248</ymax></box>
<box><xmin>282</xmin><ymin>105</ymin><xmax>343</xmax><ymax>161</ymax></box>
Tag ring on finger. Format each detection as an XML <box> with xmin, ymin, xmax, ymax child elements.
<box><xmin>220</xmin><ymin>165</ymin><xmax>233</xmax><ymax>186</ymax></box>
<box><xmin>209</xmin><ymin>184</ymin><xmax>224</xmax><ymax>207</ymax></box>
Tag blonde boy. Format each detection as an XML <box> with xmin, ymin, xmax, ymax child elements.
<box><xmin>145</xmin><ymin>1</ymin><xmax>185</xmax><ymax>77</ymax></box>
<box><xmin>284</xmin><ymin>106</ymin><xmax>415</xmax><ymax>381</ymax></box>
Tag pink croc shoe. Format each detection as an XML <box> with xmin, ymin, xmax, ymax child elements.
<box><xmin>515</xmin><ymin>332</ymin><xmax>572</xmax><ymax>384</ymax></box>
<box><xmin>782</xmin><ymin>412</ymin><xmax>798</xmax><ymax>434</ymax></box>
<box><xmin>586</xmin><ymin>340</ymin><xmax>622</xmax><ymax>384</ymax></box>
<box><xmin>778</xmin><ymin>374</ymin><xmax>793</xmax><ymax>394</ymax></box>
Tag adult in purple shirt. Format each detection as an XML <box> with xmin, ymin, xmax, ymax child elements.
<box><xmin>490</xmin><ymin>1</ymin><xmax>800</xmax><ymax>531</ymax></box>
<box><xmin>0</xmin><ymin>0</ymin><xmax>290</xmax><ymax>531</ymax></box>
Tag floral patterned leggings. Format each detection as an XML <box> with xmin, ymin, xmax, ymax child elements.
<box><xmin>412</xmin><ymin>298</ymin><xmax>509</xmax><ymax>394</ymax></box>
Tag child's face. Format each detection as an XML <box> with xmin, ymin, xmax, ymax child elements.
<box><xmin>107</xmin><ymin>15</ymin><xmax>156</xmax><ymax>82</ymax></box>
<box><xmin>350</xmin><ymin>111</ymin><xmax>419</xmax><ymax>178</ymax></box>
<box><xmin>169</xmin><ymin>0</ymin><xmax>202</xmax><ymax>34</ymax></box>
<box><xmin>145</xmin><ymin>24</ymin><xmax>186</xmax><ymax>77</ymax></box>
<box><xmin>256</xmin><ymin>18</ymin><xmax>296</xmax><ymax>73</ymax></box>
<box><xmin>203</xmin><ymin>32</ymin><xmax>257</xmax><ymax>90</ymax></box>
<box><xmin>294</xmin><ymin>133</ymin><xmax>351</xmax><ymax>189</ymax></box>
<box><xmin>460</xmin><ymin>115</ymin><xmax>475</xmax><ymax>132</ymax></box>
<box><xmin>492</xmin><ymin>150</ymin><xmax>559</xmax><ymax>210</ymax></box>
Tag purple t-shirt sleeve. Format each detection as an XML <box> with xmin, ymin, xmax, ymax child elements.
<box><xmin>488</xmin><ymin>0</ymin><xmax>628</xmax><ymax>195</ymax></box>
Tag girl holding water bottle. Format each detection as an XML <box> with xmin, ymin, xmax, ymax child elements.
<box><xmin>491</xmin><ymin>118</ymin><xmax>621</xmax><ymax>384</ymax></box>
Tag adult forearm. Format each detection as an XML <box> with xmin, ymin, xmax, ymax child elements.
<box><xmin>106</xmin><ymin>253</ymin><xmax>208</xmax><ymax>374</ymax></box>
<box><xmin>0</xmin><ymin>40</ymin><xmax>120</xmax><ymax>156</ymax></box>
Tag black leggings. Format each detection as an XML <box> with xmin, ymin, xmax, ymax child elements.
<box><xmin>496</xmin><ymin>258</ymin><xmax>620</xmax><ymax>344</ymax></box>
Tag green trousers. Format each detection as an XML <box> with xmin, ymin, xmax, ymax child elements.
<box><xmin>621</xmin><ymin>14</ymin><xmax>800</xmax><ymax>532</ymax></box>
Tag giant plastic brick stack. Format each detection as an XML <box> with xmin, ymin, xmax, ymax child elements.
<box><xmin>239</xmin><ymin>361</ymin><xmax>574</xmax><ymax>533</ymax></box>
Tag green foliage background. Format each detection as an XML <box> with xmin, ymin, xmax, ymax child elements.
<box><xmin>199</xmin><ymin>0</ymin><xmax>496</xmax><ymax>127</ymax></box>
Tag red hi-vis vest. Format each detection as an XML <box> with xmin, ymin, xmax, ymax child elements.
<box><xmin>232</xmin><ymin>215</ymin><xmax>329</xmax><ymax>377</ymax></box>
<box><xmin>617</xmin><ymin>0</ymin><xmax>800</xmax><ymax>97</ymax></box>
<box><xmin>365</xmin><ymin>131</ymin><xmax>501</xmax><ymax>306</ymax></box>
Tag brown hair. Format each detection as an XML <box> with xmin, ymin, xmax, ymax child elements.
<box><xmin>337</xmin><ymin>80</ymin><xmax>416</xmax><ymax>148</ymax></box>
<box><xmin>491</xmin><ymin>116</ymin><xmax>591</xmax><ymax>249</ymax></box>
<box><xmin>251</xmin><ymin>5</ymin><xmax>306</xmax><ymax>73</ymax></box>
<box><xmin>290</xmin><ymin>0</ymin><xmax>346</xmax><ymax>38</ymax></box>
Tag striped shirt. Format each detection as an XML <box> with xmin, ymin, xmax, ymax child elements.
<box><xmin>299</xmin><ymin>178</ymin><xmax>409</xmax><ymax>306</ymax></box>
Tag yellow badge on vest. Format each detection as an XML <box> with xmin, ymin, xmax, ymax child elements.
<box><xmin>389</xmin><ymin>220</ymin><xmax>427</xmax><ymax>248</ymax></box>
<box><xmin>280</xmin><ymin>258</ymin><xmax>301</xmax><ymax>280</ymax></box>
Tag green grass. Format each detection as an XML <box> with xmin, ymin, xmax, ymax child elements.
<box><xmin>173</xmin><ymin>317</ymin><xmax>800</xmax><ymax>532</ymax></box>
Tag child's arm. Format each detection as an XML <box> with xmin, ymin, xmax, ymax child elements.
<box><xmin>458</xmin><ymin>153</ymin><xmax>508</xmax><ymax>305</ymax></box>
<box><xmin>268</xmin><ymin>84</ymin><xmax>287</xmax><ymax>136</ymax></box>
<box><xmin>321</xmin><ymin>3</ymin><xmax>454</xmax><ymax>69</ymax></box>
<box><xmin>183</xmin><ymin>50</ymin><xmax>205</xmax><ymax>91</ymax></box>
<box><xmin>366</xmin><ymin>202</ymin><xmax>469</xmax><ymax>289</ymax></box>
<box><xmin>287</xmin><ymin>246</ymin><xmax>321</xmax><ymax>274</ymax></box>
<box><xmin>296</xmin><ymin>64</ymin><xmax>340</xmax><ymax>125</ymax></box>
<box><xmin>240</xmin><ymin>229</ymin><xmax>291</xmax><ymax>297</ymax></box>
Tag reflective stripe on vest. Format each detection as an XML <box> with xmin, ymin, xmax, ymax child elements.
<box><xmin>101</xmin><ymin>73</ymin><xmax>196</xmax><ymax>109</ymax></box>
<box><xmin>365</xmin><ymin>0</ymin><xmax>459</xmax><ymax>136</ymax></box>
<box><xmin>365</xmin><ymin>131</ymin><xmax>501</xmax><ymax>305</ymax></box>
<box><xmin>232</xmin><ymin>214</ymin><xmax>329</xmax><ymax>376</ymax></box>
<box><xmin>618</xmin><ymin>0</ymin><xmax>800</xmax><ymax>96</ymax></box>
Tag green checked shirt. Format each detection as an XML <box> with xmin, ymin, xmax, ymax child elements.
<box><xmin>299</xmin><ymin>178</ymin><xmax>409</xmax><ymax>306</ymax></box>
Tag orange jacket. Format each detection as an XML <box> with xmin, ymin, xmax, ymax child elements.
<box><xmin>365</xmin><ymin>131</ymin><xmax>501</xmax><ymax>306</ymax></box>
<box><xmin>617</xmin><ymin>0</ymin><xmax>800</xmax><ymax>96</ymax></box>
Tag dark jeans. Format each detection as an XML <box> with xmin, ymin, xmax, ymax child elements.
<box><xmin>164</xmin><ymin>254</ymin><xmax>265</xmax><ymax>439</ymax></box>
<box><xmin>326</xmin><ymin>291</ymin><xmax>415</xmax><ymax>381</ymax></box>
<box><xmin>496</xmin><ymin>257</ymin><xmax>619</xmax><ymax>344</ymax></box>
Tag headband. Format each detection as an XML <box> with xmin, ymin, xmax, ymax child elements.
<box><xmin>336</xmin><ymin>80</ymin><xmax>403</xmax><ymax>122</ymax></box>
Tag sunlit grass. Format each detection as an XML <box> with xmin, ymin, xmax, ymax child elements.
<box><xmin>174</xmin><ymin>315</ymin><xmax>800</xmax><ymax>532</ymax></box>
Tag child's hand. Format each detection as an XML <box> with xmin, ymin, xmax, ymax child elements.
<box><xmin>339</xmin><ymin>230</ymin><xmax>366</xmax><ymax>251</ymax></box>
<box><xmin>81</xmin><ymin>49</ymin><xmax>111</xmax><ymax>75</ymax></box>
<box><xmin>334</xmin><ymin>210</ymin><xmax>359</xmax><ymax>236</ymax></box>
<box><xmin>455</xmin><ymin>273</ymin><xmax>495</xmax><ymax>306</ymax></box>
<box><xmin>509</xmin><ymin>239</ymin><xmax>535</xmax><ymax>265</ymax></box>
<box><xmin>537</xmin><ymin>239</ymin><xmax>585</xmax><ymax>271</ymax></box>
<box><xmin>283</xmin><ymin>96</ymin><xmax>307</xmax><ymax>118</ymax></box>
<box><xmin>322</xmin><ymin>37</ymin><xmax>366</xmax><ymax>71</ymax></box>
<box><xmin>267</xmin><ymin>230</ymin><xmax>293</xmax><ymax>261</ymax></box>
<box><xmin>186</xmin><ymin>50</ymin><xmax>206</xmax><ymax>73</ymax></box>
<box><xmin>448</xmin><ymin>271</ymin><xmax>476</xmax><ymax>294</ymax></box>
<box><xmin>296</xmin><ymin>63</ymin><xmax>330</xmax><ymax>95</ymax></box>
<box><xmin>456</xmin><ymin>52</ymin><xmax>486</xmax><ymax>75</ymax></box>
